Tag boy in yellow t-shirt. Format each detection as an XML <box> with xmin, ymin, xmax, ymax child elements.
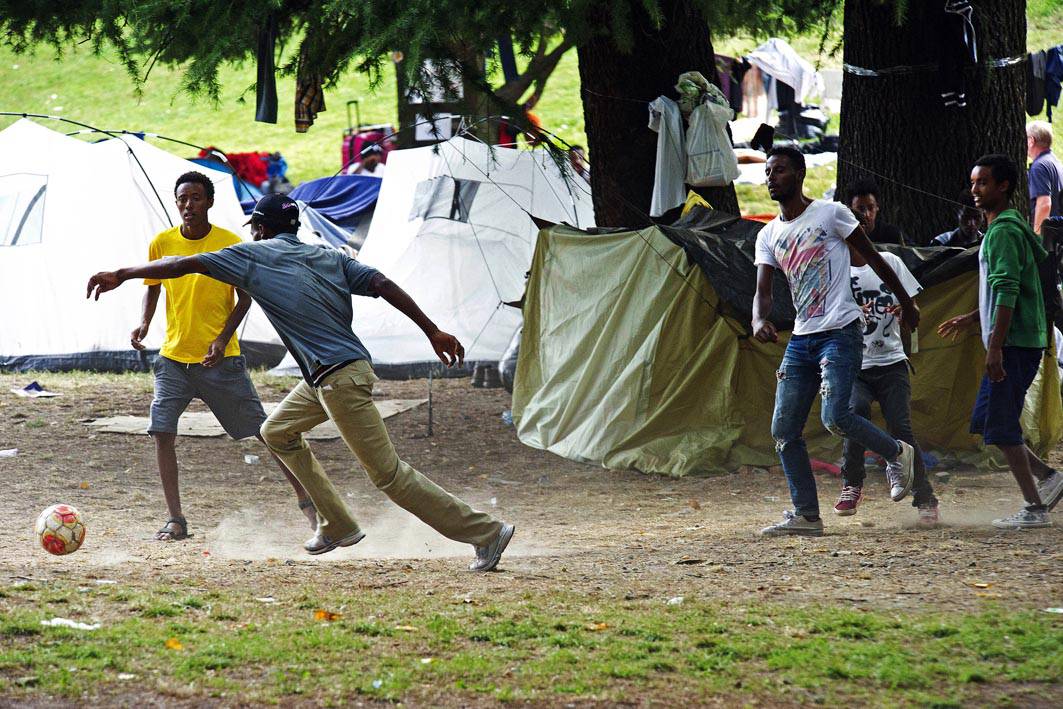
<box><xmin>132</xmin><ymin>172</ymin><xmax>315</xmax><ymax>540</ymax></box>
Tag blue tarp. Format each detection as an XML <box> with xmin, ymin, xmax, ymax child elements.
<box><xmin>289</xmin><ymin>175</ymin><xmax>381</xmax><ymax>225</ymax></box>
<box><xmin>296</xmin><ymin>200</ymin><xmax>352</xmax><ymax>249</ymax></box>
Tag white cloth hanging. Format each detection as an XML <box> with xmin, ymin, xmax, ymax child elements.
<box><xmin>648</xmin><ymin>96</ymin><xmax>686</xmax><ymax>217</ymax></box>
<box><xmin>746</xmin><ymin>37</ymin><xmax>823</xmax><ymax>108</ymax></box>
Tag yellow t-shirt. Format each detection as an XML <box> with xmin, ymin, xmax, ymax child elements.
<box><xmin>144</xmin><ymin>225</ymin><xmax>243</xmax><ymax>363</ymax></box>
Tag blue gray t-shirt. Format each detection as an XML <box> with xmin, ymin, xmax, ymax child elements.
<box><xmin>198</xmin><ymin>233</ymin><xmax>380</xmax><ymax>384</ymax></box>
<box><xmin>1029</xmin><ymin>150</ymin><xmax>1063</xmax><ymax>220</ymax></box>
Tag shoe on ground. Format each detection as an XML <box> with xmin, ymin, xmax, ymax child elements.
<box><xmin>917</xmin><ymin>504</ymin><xmax>940</xmax><ymax>527</ymax></box>
<box><xmin>470</xmin><ymin>522</ymin><xmax>515</xmax><ymax>572</ymax></box>
<box><xmin>991</xmin><ymin>506</ymin><xmax>1051</xmax><ymax>530</ymax></box>
<box><xmin>759</xmin><ymin>510</ymin><xmax>824</xmax><ymax>537</ymax></box>
<box><xmin>833</xmin><ymin>485</ymin><xmax>863</xmax><ymax>516</ymax></box>
<box><xmin>304</xmin><ymin>528</ymin><xmax>366</xmax><ymax>555</ymax></box>
<box><xmin>884</xmin><ymin>441</ymin><xmax>915</xmax><ymax>502</ymax></box>
<box><xmin>1037</xmin><ymin>471</ymin><xmax>1063</xmax><ymax>511</ymax></box>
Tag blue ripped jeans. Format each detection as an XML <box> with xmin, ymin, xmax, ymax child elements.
<box><xmin>770</xmin><ymin>320</ymin><xmax>901</xmax><ymax>517</ymax></box>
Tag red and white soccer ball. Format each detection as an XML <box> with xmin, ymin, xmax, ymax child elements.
<box><xmin>35</xmin><ymin>503</ymin><xmax>86</xmax><ymax>555</ymax></box>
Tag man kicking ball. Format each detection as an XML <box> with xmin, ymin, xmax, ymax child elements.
<box><xmin>137</xmin><ymin>172</ymin><xmax>315</xmax><ymax>541</ymax></box>
<box><xmin>88</xmin><ymin>194</ymin><xmax>514</xmax><ymax>571</ymax></box>
<box><xmin>751</xmin><ymin>147</ymin><xmax>920</xmax><ymax>536</ymax></box>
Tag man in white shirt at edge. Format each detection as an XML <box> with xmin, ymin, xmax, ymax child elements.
<box><xmin>752</xmin><ymin>147</ymin><xmax>920</xmax><ymax>537</ymax></box>
<box><xmin>838</xmin><ymin>249</ymin><xmax>939</xmax><ymax>525</ymax></box>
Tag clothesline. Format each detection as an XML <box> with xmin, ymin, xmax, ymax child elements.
<box><xmin>843</xmin><ymin>52</ymin><xmax>1028</xmax><ymax>77</ymax></box>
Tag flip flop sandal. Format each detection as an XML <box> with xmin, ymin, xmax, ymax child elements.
<box><xmin>155</xmin><ymin>516</ymin><xmax>192</xmax><ymax>541</ymax></box>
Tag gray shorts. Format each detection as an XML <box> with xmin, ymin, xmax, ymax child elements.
<box><xmin>149</xmin><ymin>355</ymin><xmax>266</xmax><ymax>439</ymax></box>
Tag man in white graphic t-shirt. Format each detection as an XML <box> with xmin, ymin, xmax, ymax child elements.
<box><xmin>836</xmin><ymin>249</ymin><xmax>939</xmax><ymax>526</ymax></box>
<box><xmin>751</xmin><ymin>147</ymin><xmax>921</xmax><ymax>537</ymax></box>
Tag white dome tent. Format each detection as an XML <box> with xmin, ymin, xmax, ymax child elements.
<box><xmin>0</xmin><ymin>118</ymin><xmax>287</xmax><ymax>371</ymax></box>
<box><xmin>270</xmin><ymin>136</ymin><xmax>594</xmax><ymax>378</ymax></box>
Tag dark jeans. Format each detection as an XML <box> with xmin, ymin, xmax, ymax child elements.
<box><xmin>771</xmin><ymin>320</ymin><xmax>902</xmax><ymax>518</ymax></box>
<box><xmin>840</xmin><ymin>362</ymin><xmax>937</xmax><ymax>508</ymax></box>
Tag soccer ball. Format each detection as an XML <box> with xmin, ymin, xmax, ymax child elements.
<box><xmin>35</xmin><ymin>504</ymin><xmax>86</xmax><ymax>555</ymax></box>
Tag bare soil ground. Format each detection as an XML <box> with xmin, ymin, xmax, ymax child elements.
<box><xmin>1</xmin><ymin>371</ymin><xmax>1061</xmax><ymax>706</ymax></box>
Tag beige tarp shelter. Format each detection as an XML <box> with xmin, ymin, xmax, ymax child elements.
<box><xmin>512</xmin><ymin>215</ymin><xmax>1062</xmax><ymax>476</ymax></box>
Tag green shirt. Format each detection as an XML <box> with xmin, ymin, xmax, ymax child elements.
<box><xmin>978</xmin><ymin>209</ymin><xmax>1048</xmax><ymax>349</ymax></box>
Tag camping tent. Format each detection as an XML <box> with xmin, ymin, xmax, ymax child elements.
<box><xmin>0</xmin><ymin>119</ymin><xmax>287</xmax><ymax>371</ymax></box>
<box><xmin>512</xmin><ymin>213</ymin><xmax>1063</xmax><ymax>476</ymax></box>
<box><xmin>347</xmin><ymin>137</ymin><xmax>594</xmax><ymax>378</ymax></box>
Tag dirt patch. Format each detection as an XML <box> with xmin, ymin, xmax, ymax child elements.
<box><xmin>2</xmin><ymin>370</ymin><xmax>1062</xmax><ymax>613</ymax></box>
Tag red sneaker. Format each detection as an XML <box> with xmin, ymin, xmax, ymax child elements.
<box><xmin>833</xmin><ymin>485</ymin><xmax>863</xmax><ymax>516</ymax></box>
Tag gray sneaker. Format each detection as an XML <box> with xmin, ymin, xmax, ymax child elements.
<box><xmin>884</xmin><ymin>441</ymin><xmax>915</xmax><ymax>502</ymax></box>
<box><xmin>1037</xmin><ymin>472</ymin><xmax>1063</xmax><ymax>511</ymax></box>
<box><xmin>991</xmin><ymin>507</ymin><xmax>1051</xmax><ymax>530</ymax></box>
<box><xmin>470</xmin><ymin>523</ymin><xmax>515</xmax><ymax>572</ymax></box>
<box><xmin>759</xmin><ymin>510</ymin><xmax>824</xmax><ymax>537</ymax></box>
<box><xmin>304</xmin><ymin>528</ymin><xmax>366</xmax><ymax>555</ymax></box>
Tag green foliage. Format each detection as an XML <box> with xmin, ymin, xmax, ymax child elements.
<box><xmin>0</xmin><ymin>1</ymin><xmax>838</xmax><ymax>106</ymax></box>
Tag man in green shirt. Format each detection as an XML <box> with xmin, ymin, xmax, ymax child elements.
<box><xmin>939</xmin><ymin>154</ymin><xmax>1063</xmax><ymax>528</ymax></box>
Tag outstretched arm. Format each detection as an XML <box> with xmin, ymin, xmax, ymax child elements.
<box><xmin>846</xmin><ymin>226</ymin><xmax>920</xmax><ymax>330</ymax></box>
<box><xmin>88</xmin><ymin>256</ymin><xmax>208</xmax><ymax>300</ymax></box>
<box><xmin>369</xmin><ymin>273</ymin><xmax>465</xmax><ymax>366</ymax></box>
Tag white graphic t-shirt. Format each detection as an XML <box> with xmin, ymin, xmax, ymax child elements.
<box><xmin>850</xmin><ymin>252</ymin><xmax>922</xmax><ymax>368</ymax></box>
<box><xmin>755</xmin><ymin>199</ymin><xmax>862</xmax><ymax>335</ymax></box>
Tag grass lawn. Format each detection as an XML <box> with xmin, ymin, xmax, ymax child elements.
<box><xmin>2</xmin><ymin>581</ymin><xmax>1059</xmax><ymax>706</ymax></box>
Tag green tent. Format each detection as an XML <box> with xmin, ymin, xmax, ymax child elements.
<box><xmin>512</xmin><ymin>217</ymin><xmax>1062</xmax><ymax>477</ymax></box>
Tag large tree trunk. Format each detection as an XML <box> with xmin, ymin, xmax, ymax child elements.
<box><xmin>577</xmin><ymin>0</ymin><xmax>739</xmax><ymax>227</ymax></box>
<box><xmin>839</xmin><ymin>0</ymin><xmax>1027</xmax><ymax>244</ymax></box>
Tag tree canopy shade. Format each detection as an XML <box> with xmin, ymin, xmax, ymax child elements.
<box><xmin>0</xmin><ymin>1</ymin><xmax>836</xmax><ymax>104</ymax></box>
<box><xmin>0</xmin><ymin>1</ymin><xmax>837</xmax><ymax>224</ymax></box>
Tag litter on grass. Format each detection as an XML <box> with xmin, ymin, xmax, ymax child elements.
<box><xmin>40</xmin><ymin>617</ymin><xmax>100</xmax><ymax>630</ymax></box>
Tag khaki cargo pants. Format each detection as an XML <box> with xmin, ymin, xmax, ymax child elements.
<box><xmin>260</xmin><ymin>359</ymin><xmax>501</xmax><ymax>546</ymax></box>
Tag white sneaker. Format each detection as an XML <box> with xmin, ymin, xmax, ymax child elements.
<box><xmin>759</xmin><ymin>510</ymin><xmax>824</xmax><ymax>537</ymax></box>
<box><xmin>884</xmin><ymin>441</ymin><xmax>915</xmax><ymax>502</ymax></box>
<box><xmin>1036</xmin><ymin>472</ymin><xmax>1063</xmax><ymax>511</ymax></box>
<box><xmin>991</xmin><ymin>507</ymin><xmax>1051</xmax><ymax>530</ymax></box>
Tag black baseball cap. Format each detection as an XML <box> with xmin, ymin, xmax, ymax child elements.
<box><xmin>244</xmin><ymin>193</ymin><xmax>301</xmax><ymax>229</ymax></box>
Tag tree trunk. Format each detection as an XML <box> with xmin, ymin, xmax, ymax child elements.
<box><xmin>839</xmin><ymin>0</ymin><xmax>1027</xmax><ymax>244</ymax></box>
<box><xmin>577</xmin><ymin>0</ymin><xmax>739</xmax><ymax>227</ymax></box>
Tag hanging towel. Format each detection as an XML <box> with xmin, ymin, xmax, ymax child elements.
<box><xmin>255</xmin><ymin>14</ymin><xmax>278</xmax><ymax>124</ymax></box>
<box><xmin>648</xmin><ymin>96</ymin><xmax>686</xmax><ymax>217</ymax></box>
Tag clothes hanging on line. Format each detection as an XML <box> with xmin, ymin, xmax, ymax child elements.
<box><xmin>939</xmin><ymin>0</ymin><xmax>978</xmax><ymax>109</ymax></box>
<box><xmin>255</xmin><ymin>14</ymin><xmax>278</xmax><ymax>124</ymax></box>
<box><xmin>1046</xmin><ymin>45</ymin><xmax>1063</xmax><ymax>121</ymax></box>
<box><xmin>648</xmin><ymin>96</ymin><xmax>687</xmax><ymax>217</ymax></box>
<box><xmin>1028</xmin><ymin>49</ymin><xmax>1048</xmax><ymax>117</ymax></box>
<box><xmin>295</xmin><ymin>48</ymin><xmax>326</xmax><ymax>133</ymax></box>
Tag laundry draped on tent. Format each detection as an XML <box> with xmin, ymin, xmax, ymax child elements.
<box><xmin>512</xmin><ymin>211</ymin><xmax>1062</xmax><ymax>476</ymax></box>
